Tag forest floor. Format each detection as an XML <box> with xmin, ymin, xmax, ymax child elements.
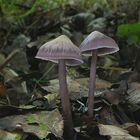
<box><xmin>0</xmin><ymin>1</ymin><xmax>140</xmax><ymax>140</ymax></box>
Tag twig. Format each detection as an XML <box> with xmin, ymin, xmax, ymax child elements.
<box><xmin>0</xmin><ymin>49</ymin><xmax>20</xmax><ymax>70</ymax></box>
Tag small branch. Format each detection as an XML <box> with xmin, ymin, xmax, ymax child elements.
<box><xmin>0</xmin><ymin>49</ymin><xmax>20</xmax><ymax>70</ymax></box>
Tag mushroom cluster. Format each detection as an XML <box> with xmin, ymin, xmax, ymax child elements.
<box><xmin>35</xmin><ymin>31</ymin><xmax>119</xmax><ymax>138</ymax></box>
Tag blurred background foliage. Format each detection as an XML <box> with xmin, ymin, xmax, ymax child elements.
<box><xmin>0</xmin><ymin>0</ymin><xmax>140</xmax><ymax>29</ymax></box>
<box><xmin>0</xmin><ymin>0</ymin><xmax>66</xmax><ymax>22</ymax></box>
<box><xmin>0</xmin><ymin>0</ymin><xmax>138</xmax><ymax>21</ymax></box>
<box><xmin>1</xmin><ymin>0</ymin><xmax>140</xmax><ymax>82</ymax></box>
<box><xmin>116</xmin><ymin>22</ymin><xmax>140</xmax><ymax>45</ymax></box>
<box><xmin>1</xmin><ymin>0</ymin><xmax>140</xmax><ymax>49</ymax></box>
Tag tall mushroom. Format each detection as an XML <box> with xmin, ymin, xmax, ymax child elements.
<box><xmin>35</xmin><ymin>35</ymin><xmax>83</xmax><ymax>139</ymax></box>
<box><xmin>80</xmin><ymin>31</ymin><xmax>119</xmax><ymax>117</ymax></box>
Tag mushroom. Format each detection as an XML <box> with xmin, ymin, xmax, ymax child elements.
<box><xmin>80</xmin><ymin>31</ymin><xmax>119</xmax><ymax>117</ymax></box>
<box><xmin>35</xmin><ymin>35</ymin><xmax>83</xmax><ymax>138</ymax></box>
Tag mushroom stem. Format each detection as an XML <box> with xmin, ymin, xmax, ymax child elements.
<box><xmin>58</xmin><ymin>60</ymin><xmax>74</xmax><ymax>138</ymax></box>
<box><xmin>88</xmin><ymin>50</ymin><xmax>98</xmax><ymax>117</ymax></box>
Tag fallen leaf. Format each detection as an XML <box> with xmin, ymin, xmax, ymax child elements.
<box><xmin>0</xmin><ymin>67</ymin><xmax>18</xmax><ymax>82</ymax></box>
<box><xmin>5</xmin><ymin>78</ymin><xmax>28</xmax><ymax>106</ymax></box>
<box><xmin>98</xmin><ymin>124</ymin><xmax>139</xmax><ymax>140</ymax></box>
<box><xmin>0</xmin><ymin>53</ymin><xmax>6</xmax><ymax>66</ymax></box>
<box><xmin>42</xmin><ymin>77</ymin><xmax>111</xmax><ymax>100</ymax></box>
<box><xmin>44</xmin><ymin>93</ymin><xmax>59</xmax><ymax>108</ymax></box>
<box><xmin>127</xmin><ymin>82</ymin><xmax>140</xmax><ymax>105</ymax></box>
<box><xmin>101</xmin><ymin>89</ymin><xmax>121</xmax><ymax>105</ymax></box>
<box><xmin>75</xmin><ymin>77</ymin><xmax>112</xmax><ymax>90</ymax></box>
<box><xmin>0</xmin><ymin>129</ymin><xmax>21</xmax><ymax>140</ymax></box>
<box><xmin>9</xmin><ymin>51</ymin><xmax>30</xmax><ymax>72</ymax></box>
<box><xmin>0</xmin><ymin>109</ymin><xmax>63</xmax><ymax>139</ymax></box>
<box><xmin>122</xmin><ymin>123</ymin><xmax>140</xmax><ymax>137</ymax></box>
<box><xmin>99</xmin><ymin>108</ymin><xmax>119</xmax><ymax>125</ymax></box>
<box><xmin>42</xmin><ymin>77</ymin><xmax>84</xmax><ymax>100</ymax></box>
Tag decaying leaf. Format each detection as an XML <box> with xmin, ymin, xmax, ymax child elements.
<box><xmin>9</xmin><ymin>51</ymin><xmax>30</xmax><ymax>72</ymax></box>
<box><xmin>97</xmin><ymin>66</ymin><xmax>129</xmax><ymax>82</ymax></box>
<box><xmin>42</xmin><ymin>76</ymin><xmax>111</xmax><ymax>100</ymax></box>
<box><xmin>44</xmin><ymin>93</ymin><xmax>59</xmax><ymax>108</ymax></box>
<box><xmin>0</xmin><ymin>109</ymin><xmax>63</xmax><ymax>139</ymax></box>
<box><xmin>0</xmin><ymin>54</ymin><xmax>6</xmax><ymax>66</ymax></box>
<box><xmin>0</xmin><ymin>49</ymin><xmax>21</xmax><ymax>70</ymax></box>
<box><xmin>5</xmin><ymin>78</ymin><xmax>28</xmax><ymax>105</ymax></box>
<box><xmin>42</xmin><ymin>77</ymin><xmax>84</xmax><ymax>100</ymax></box>
<box><xmin>101</xmin><ymin>89</ymin><xmax>121</xmax><ymax>105</ymax></box>
<box><xmin>27</xmin><ymin>33</ymin><xmax>59</xmax><ymax>49</ymax></box>
<box><xmin>0</xmin><ymin>129</ymin><xmax>21</xmax><ymax>140</ymax></box>
<box><xmin>122</xmin><ymin>123</ymin><xmax>140</xmax><ymax>137</ymax></box>
<box><xmin>127</xmin><ymin>82</ymin><xmax>140</xmax><ymax>105</ymax></box>
<box><xmin>0</xmin><ymin>68</ymin><xmax>18</xmax><ymax>82</ymax></box>
<box><xmin>75</xmin><ymin>77</ymin><xmax>112</xmax><ymax>90</ymax></box>
<box><xmin>87</xmin><ymin>17</ymin><xmax>107</xmax><ymax>32</ymax></box>
<box><xmin>98</xmin><ymin>124</ymin><xmax>139</xmax><ymax>140</ymax></box>
<box><xmin>99</xmin><ymin>108</ymin><xmax>119</xmax><ymax>125</ymax></box>
<box><xmin>61</xmin><ymin>26</ymin><xmax>72</xmax><ymax>37</ymax></box>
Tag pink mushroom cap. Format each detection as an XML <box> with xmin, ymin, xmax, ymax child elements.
<box><xmin>35</xmin><ymin>35</ymin><xmax>83</xmax><ymax>66</ymax></box>
<box><xmin>80</xmin><ymin>31</ymin><xmax>119</xmax><ymax>56</ymax></box>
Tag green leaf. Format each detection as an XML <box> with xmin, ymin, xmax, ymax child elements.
<box><xmin>116</xmin><ymin>22</ymin><xmax>140</xmax><ymax>36</ymax></box>
<box><xmin>26</xmin><ymin>116</ymin><xmax>37</xmax><ymax>124</ymax></box>
<box><xmin>13</xmin><ymin>134</ymin><xmax>21</xmax><ymax>140</ymax></box>
<box><xmin>39</xmin><ymin>123</ymin><xmax>48</xmax><ymax>131</ymax></box>
<box><xmin>116</xmin><ymin>22</ymin><xmax>140</xmax><ymax>44</ymax></box>
<box><xmin>127</xmin><ymin>35</ymin><xmax>139</xmax><ymax>44</ymax></box>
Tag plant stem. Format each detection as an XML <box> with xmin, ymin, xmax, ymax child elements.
<box><xmin>88</xmin><ymin>50</ymin><xmax>98</xmax><ymax>117</ymax></box>
<box><xmin>58</xmin><ymin>60</ymin><xmax>74</xmax><ymax>139</ymax></box>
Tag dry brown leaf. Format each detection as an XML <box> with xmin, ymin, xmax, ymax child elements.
<box><xmin>127</xmin><ymin>82</ymin><xmax>140</xmax><ymax>105</ymax></box>
<box><xmin>76</xmin><ymin>77</ymin><xmax>112</xmax><ymax>90</ymax></box>
<box><xmin>98</xmin><ymin>124</ymin><xmax>139</xmax><ymax>140</ymax></box>
<box><xmin>42</xmin><ymin>77</ymin><xmax>87</xmax><ymax>99</ymax></box>
<box><xmin>42</xmin><ymin>76</ymin><xmax>111</xmax><ymax>100</ymax></box>
<box><xmin>122</xmin><ymin>123</ymin><xmax>140</xmax><ymax>137</ymax></box>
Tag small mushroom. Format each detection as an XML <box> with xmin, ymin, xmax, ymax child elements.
<box><xmin>35</xmin><ymin>35</ymin><xmax>83</xmax><ymax>138</ymax></box>
<box><xmin>80</xmin><ymin>31</ymin><xmax>119</xmax><ymax>117</ymax></box>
